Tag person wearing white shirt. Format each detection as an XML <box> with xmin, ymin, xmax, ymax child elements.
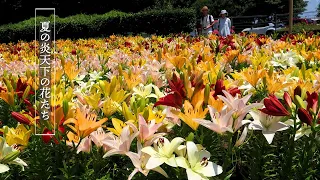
<box><xmin>218</xmin><ymin>10</ymin><xmax>231</xmax><ymax>37</ymax></box>
<box><xmin>199</xmin><ymin>6</ymin><xmax>215</xmax><ymax>36</ymax></box>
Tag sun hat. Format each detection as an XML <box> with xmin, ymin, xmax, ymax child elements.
<box><xmin>201</xmin><ymin>6</ymin><xmax>209</xmax><ymax>12</ymax></box>
<box><xmin>220</xmin><ymin>10</ymin><xmax>228</xmax><ymax>15</ymax></box>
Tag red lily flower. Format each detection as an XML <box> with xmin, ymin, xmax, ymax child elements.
<box><xmin>255</xmin><ymin>35</ymin><xmax>267</xmax><ymax>46</ymax></box>
<box><xmin>228</xmin><ymin>87</ymin><xmax>241</xmax><ymax>97</ymax></box>
<box><xmin>213</xmin><ymin>79</ymin><xmax>225</xmax><ymax>97</ymax></box>
<box><xmin>154</xmin><ymin>92</ymin><xmax>183</xmax><ymax>109</ymax></box>
<box><xmin>212</xmin><ymin>79</ymin><xmax>240</xmax><ymax>98</ymax></box>
<box><xmin>260</xmin><ymin>95</ymin><xmax>290</xmax><ymax>116</ymax></box>
<box><xmin>306</xmin><ymin>92</ymin><xmax>318</xmax><ymax>113</ymax></box>
<box><xmin>168</xmin><ymin>73</ymin><xmax>186</xmax><ymax>98</ymax></box>
<box><xmin>154</xmin><ymin>73</ymin><xmax>186</xmax><ymax>109</ymax></box>
<box><xmin>298</xmin><ymin>108</ymin><xmax>313</xmax><ymax>126</ymax></box>
<box><xmin>42</xmin><ymin>125</ymin><xmax>65</xmax><ymax>144</ymax></box>
<box><xmin>42</xmin><ymin>129</ymin><xmax>58</xmax><ymax>144</ymax></box>
<box><xmin>16</xmin><ymin>78</ymin><xmax>34</xmax><ymax>99</ymax></box>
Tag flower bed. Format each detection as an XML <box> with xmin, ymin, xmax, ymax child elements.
<box><xmin>0</xmin><ymin>33</ymin><xmax>319</xmax><ymax>179</ymax></box>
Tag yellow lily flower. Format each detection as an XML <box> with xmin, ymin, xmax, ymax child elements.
<box><xmin>107</xmin><ymin>118</ymin><xmax>127</xmax><ymax>136</ymax></box>
<box><xmin>123</xmin><ymin>70</ymin><xmax>142</xmax><ymax>90</ymax></box>
<box><xmin>83</xmin><ymin>92</ymin><xmax>101</xmax><ymax>110</ymax></box>
<box><xmin>147</xmin><ymin>106</ymin><xmax>165</xmax><ymax>123</ymax></box>
<box><xmin>236</xmin><ymin>67</ymin><xmax>266</xmax><ymax>87</ymax></box>
<box><xmin>63</xmin><ymin>108</ymin><xmax>108</xmax><ymax>138</ymax></box>
<box><xmin>0</xmin><ymin>90</ymin><xmax>14</xmax><ymax>106</ymax></box>
<box><xmin>166</xmin><ymin>55</ymin><xmax>186</xmax><ymax>70</ymax></box>
<box><xmin>266</xmin><ymin>75</ymin><xmax>291</xmax><ymax>94</ymax></box>
<box><xmin>51</xmin><ymin>67</ymin><xmax>64</xmax><ymax>84</ymax></box>
<box><xmin>250</xmin><ymin>51</ymin><xmax>269</xmax><ymax>68</ymax></box>
<box><xmin>2</xmin><ymin>124</ymin><xmax>32</xmax><ymax>148</ymax></box>
<box><xmin>176</xmin><ymin>100</ymin><xmax>208</xmax><ymax>130</ymax></box>
<box><xmin>64</xmin><ymin>61</ymin><xmax>80</xmax><ymax>81</ymax></box>
<box><xmin>208</xmin><ymin>93</ymin><xmax>224</xmax><ymax>112</ymax></box>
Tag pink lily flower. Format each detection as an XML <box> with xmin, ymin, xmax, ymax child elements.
<box><xmin>90</xmin><ymin>127</ymin><xmax>114</xmax><ymax>152</ymax></box>
<box><xmin>102</xmin><ymin>125</ymin><xmax>139</xmax><ymax>158</ymax></box>
<box><xmin>137</xmin><ymin>115</ymin><xmax>166</xmax><ymax>146</ymax></box>
<box><xmin>74</xmin><ymin>136</ymin><xmax>91</xmax><ymax>154</ymax></box>
<box><xmin>218</xmin><ymin>90</ymin><xmax>262</xmax><ymax>131</ymax></box>
<box><xmin>164</xmin><ymin>107</ymin><xmax>181</xmax><ymax>126</ymax></box>
<box><xmin>194</xmin><ymin>105</ymin><xmax>234</xmax><ymax>134</ymax></box>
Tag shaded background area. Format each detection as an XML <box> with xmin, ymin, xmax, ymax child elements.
<box><xmin>0</xmin><ymin>0</ymin><xmax>310</xmax><ymax>25</ymax></box>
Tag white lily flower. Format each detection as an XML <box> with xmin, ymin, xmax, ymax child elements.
<box><xmin>270</xmin><ymin>51</ymin><xmax>302</xmax><ymax>69</ymax></box>
<box><xmin>248</xmin><ymin>110</ymin><xmax>289</xmax><ymax>144</ymax></box>
<box><xmin>74</xmin><ymin>74</ymin><xmax>86</xmax><ymax>84</ymax></box>
<box><xmin>0</xmin><ymin>137</ymin><xmax>27</xmax><ymax>173</ymax></box>
<box><xmin>133</xmin><ymin>84</ymin><xmax>158</xmax><ymax>99</ymax></box>
<box><xmin>176</xmin><ymin>141</ymin><xmax>223</xmax><ymax>180</ymax></box>
<box><xmin>141</xmin><ymin>137</ymin><xmax>185</xmax><ymax>169</ymax></box>
<box><xmin>89</xmin><ymin>71</ymin><xmax>103</xmax><ymax>81</ymax></box>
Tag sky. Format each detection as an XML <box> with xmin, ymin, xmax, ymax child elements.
<box><xmin>302</xmin><ymin>0</ymin><xmax>319</xmax><ymax>17</ymax></box>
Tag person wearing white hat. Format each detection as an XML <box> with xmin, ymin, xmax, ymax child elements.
<box><xmin>218</xmin><ymin>10</ymin><xmax>231</xmax><ymax>37</ymax></box>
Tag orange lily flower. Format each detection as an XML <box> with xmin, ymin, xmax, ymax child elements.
<box><xmin>63</xmin><ymin>108</ymin><xmax>108</xmax><ymax>138</ymax></box>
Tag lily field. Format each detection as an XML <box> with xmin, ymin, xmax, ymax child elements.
<box><xmin>0</xmin><ymin>33</ymin><xmax>320</xmax><ymax>179</ymax></box>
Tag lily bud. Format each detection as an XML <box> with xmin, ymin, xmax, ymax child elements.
<box><xmin>294</xmin><ymin>86</ymin><xmax>302</xmax><ymax>97</ymax></box>
<box><xmin>268</xmin><ymin>66</ymin><xmax>274</xmax><ymax>77</ymax></box>
<box><xmin>204</xmin><ymin>84</ymin><xmax>210</xmax><ymax>105</ymax></box>
<box><xmin>3</xmin><ymin>78</ymin><xmax>13</xmax><ymax>92</ymax></box>
<box><xmin>157</xmin><ymin>49</ymin><xmax>162</xmax><ymax>61</ymax></box>
<box><xmin>11</xmin><ymin>112</ymin><xmax>31</xmax><ymax>125</ymax></box>
<box><xmin>99</xmin><ymin>81</ymin><xmax>106</xmax><ymax>93</ymax></box>
<box><xmin>301</xmin><ymin>63</ymin><xmax>306</xmax><ymax>80</ymax></box>
<box><xmin>294</xmin><ymin>95</ymin><xmax>306</xmax><ymax>109</ymax></box>
<box><xmin>26</xmin><ymin>69</ymin><xmax>31</xmax><ymax>79</ymax></box>
<box><xmin>139</xmin><ymin>98</ymin><xmax>146</xmax><ymax>110</ymax></box>
<box><xmin>22</xmin><ymin>86</ymin><xmax>31</xmax><ymax>100</ymax></box>
<box><xmin>186</xmin><ymin>132</ymin><xmax>194</xmax><ymax>141</ymax></box>
<box><xmin>110</xmin><ymin>77</ymin><xmax>117</xmax><ymax>93</ymax></box>
<box><xmin>118</xmin><ymin>65</ymin><xmax>123</xmax><ymax>76</ymax></box>
<box><xmin>60</xmin><ymin>56</ymin><xmax>65</xmax><ymax>67</ymax></box>
<box><xmin>62</xmin><ymin>100</ymin><xmax>69</xmax><ymax>117</ymax></box>
<box><xmin>262</xmin><ymin>77</ymin><xmax>267</xmax><ymax>88</ymax></box>
<box><xmin>297</xmin><ymin>108</ymin><xmax>313</xmax><ymax>126</ymax></box>
<box><xmin>283</xmin><ymin>92</ymin><xmax>292</xmax><ymax>108</ymax></box>
<box><xmin>143</xmin><ymin>109</ymin><xmax>149</xmax><ymax>120</ymax></box>
<box><xmin>208</xmin><ymin>73</ymin><xmax>214</xmax><ymax>84</ymax></box>
<box><xmin>2</xmin><ymin>150</ymin><xmax>20</xmax><ymax>164</ymax></box>
<box><xmin>217</xmin><ymin>71</ymin><xmax>223</xmax><ymax>80</ymax></box>
<box><xmin>306</xmin><ymin>92</ymin><xmax>318</xmax><ymax>113</ymax></box>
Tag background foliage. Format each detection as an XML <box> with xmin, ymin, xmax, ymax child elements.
<box><xmin>0</xmin><ymin>0</ymin><xmax>308</xmax><ymax>26</ymax></box>
<box><xmin>0</xmin><ymin>9</ymin><xmax>196</xmax><ymax>43</ymax></box>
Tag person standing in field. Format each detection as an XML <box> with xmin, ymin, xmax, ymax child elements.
<box><xmin>218</xmin><ymin>10</ymin><xmax>231</xmax><ymax>37</ymax></box>
<box><xmin>199</xmin><ymin>6</ymin><xmax>215</xmax><ymax>36</ymax></box>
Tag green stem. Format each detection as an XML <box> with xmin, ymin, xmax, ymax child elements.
<box><xmin>285</xmin><ymin>109</ymin><xmax>298</xmax><ymax>179</ymax></box>
<box><xmin>222</xmin><ymin>133</ymin><xmax>234</xmax><ymax>174</ymax></box>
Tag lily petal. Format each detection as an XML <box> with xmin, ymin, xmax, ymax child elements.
<box><xmin>262</xmin><ymin>131</ymin><xmax>276</xmax><ymax>144</ymax></box>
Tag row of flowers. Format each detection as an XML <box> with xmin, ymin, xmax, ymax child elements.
<box><xmin>0</xmin><ymin>33</ymin><xmax>319</xmax><ymax>179</ymax></box>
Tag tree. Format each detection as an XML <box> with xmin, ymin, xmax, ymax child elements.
<box><xmin>191</xmin><ymin>0</ymin><xmax>307</xmax><ymax>17</ymax></box>
<box><xmin>318</xmin><ymin>3</ymin><xmax>320</xmax><ymax>17</ymax></box>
